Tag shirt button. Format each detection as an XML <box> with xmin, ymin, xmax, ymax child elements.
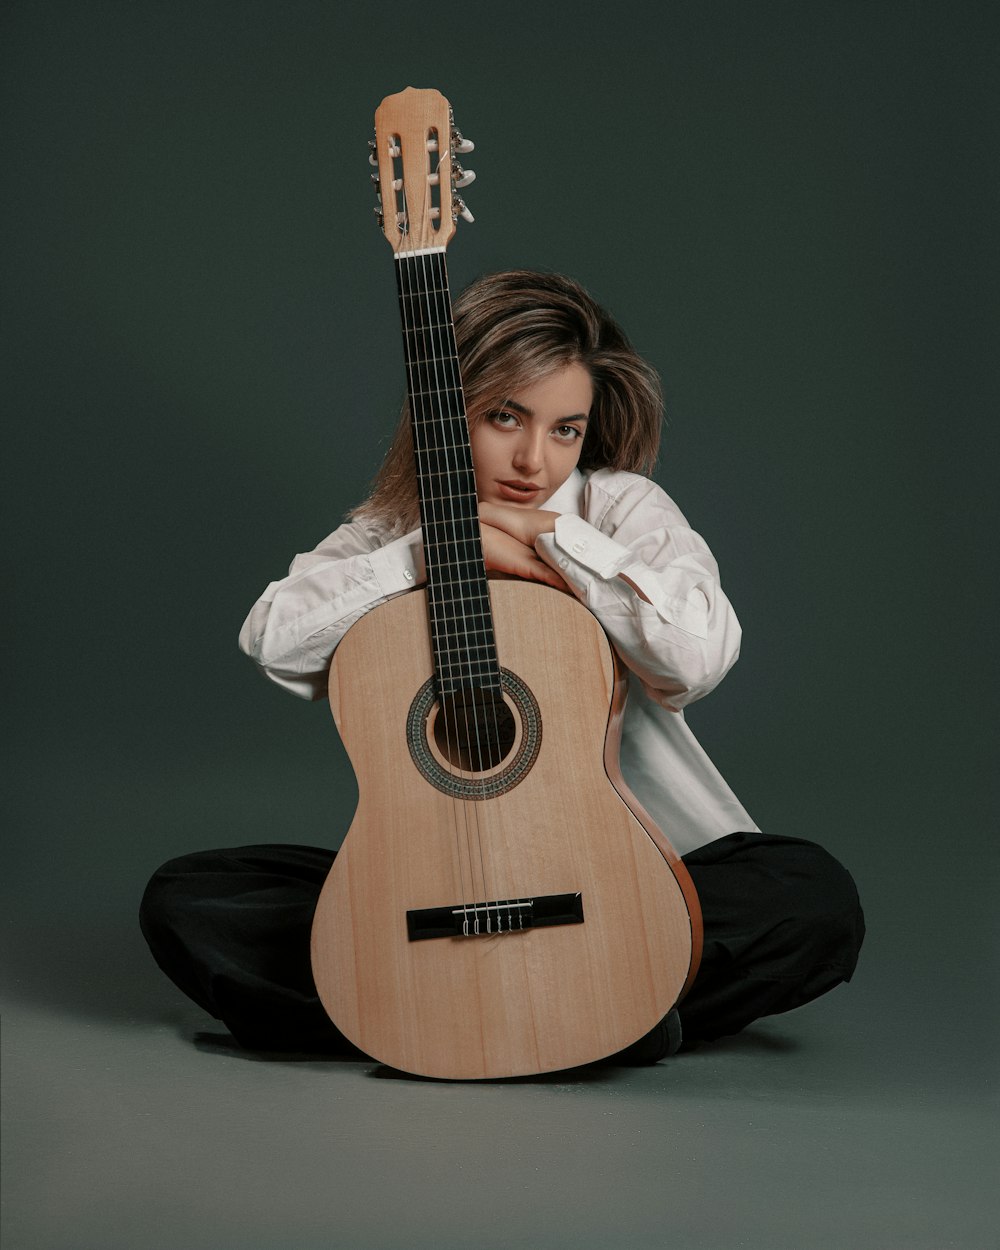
<box><xmin>403</xmin><ymin>569</ymin><xmax>414</xmax><ymax>582</ymax></box>
<box><xmin>558</xmin><ymin>558</ymin><xmax>569</xmax><ymax>569</ymax></box>
<box><xmin>572</xmin><ymin>541</ymin><xmax>587</xmax><ymax>554</ymax></box>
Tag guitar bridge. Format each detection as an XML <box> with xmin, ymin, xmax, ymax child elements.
<box><xmin>406</xmin><ymin>892</ymin><xmax>584</xmax><ymax>941</ymax></box>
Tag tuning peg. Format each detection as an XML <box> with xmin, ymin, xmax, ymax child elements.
<box><xmin>453</xmin><ymin>166</ymin><xmax>476</xmax><ymax>189</ymax></box>
<box><xmin>368</xmin><ymin>139</ymin><xmax>378</xmax><ymax>168</ymax></box>
<box><xmin>373</xmin><ymin>206</ymin><xmax>384</xmax><ymax>228</ymax></box>
<box><xmin>452</xmin><ymin>129</ymin><xmax>475</xmax><ymax>154</ymax></box>
<box><xmin>453</xmin><ymin>195</ymin><xmax>474</xmax><ymax>224</ymax></box>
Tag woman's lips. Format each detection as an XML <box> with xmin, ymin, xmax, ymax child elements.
<box><xmin>496</xmin><ymin>480</ymin><xmax>542</xmax><ymax>502</ymax></box>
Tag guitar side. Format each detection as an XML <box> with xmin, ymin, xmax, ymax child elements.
<box><xmin>311</xmin><ymin>581</ymin><xmax>700</xmax><ymax>1079</ymax></box>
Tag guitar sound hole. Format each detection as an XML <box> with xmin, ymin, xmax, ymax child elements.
<box><xmin>432</xmin><ymin>687</ymin><xmax>518</xmax><ymax>773</ymax></box>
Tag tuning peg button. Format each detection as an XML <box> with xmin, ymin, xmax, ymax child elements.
<box><xmin>452</xmin><ymin>129</ymin><xmax>475</xmax><ymax>154</ymax></box>
<box><xmin>453</xmin><ymin>196</ymin><xmax>475</xmax><ymax>224</ymax></box>
<box><xmin>454</xmin><ymin>168</ymin><xmax>476</xmax><ymax>189</ymax></box>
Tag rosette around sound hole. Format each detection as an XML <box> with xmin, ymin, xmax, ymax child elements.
<box><xmin>406</xmin><ymin>668</ymin><xmax>542</xmax><ymax>800</ymax></box>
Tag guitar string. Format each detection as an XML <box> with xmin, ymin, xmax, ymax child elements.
<box><xmin>416</xmin><ymin>237</ymin><xmax>495</xmax><ymax>931</ymax></box>
<box><xmin>410</xmin><ymin>241</ymin><xmax>483</xmax><ymax>926</ymax></box>
<box><xmin>425</xmin><ymin>136</ymin><xmax>515</xmax><ymax>928</ymax></box>
<box><xmin>422</xmin><ymin>237</ymin><xmax>505</xmax><ymax>930</ymax></box>
<box><xmin>395</xmin><ymin>172</ymin><xmax>477</xmax><ymax>927</ymax></box>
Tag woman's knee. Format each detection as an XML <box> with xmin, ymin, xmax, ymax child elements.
<box><xmin>779</xmin><ymin>840</ymin><xmax>865</xmax><ymax>973</ymax></box>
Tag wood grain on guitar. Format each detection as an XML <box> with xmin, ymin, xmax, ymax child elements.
<box><xmin>310</xmin><ymin>87</ymin><xmax>702</xmax><ymax>1079</ymax></box>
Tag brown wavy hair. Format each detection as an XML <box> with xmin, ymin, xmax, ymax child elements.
<box><xmin>351</xmin><ymin>270</ymin><xmax>663</xmax><ymax>533</ymax></box>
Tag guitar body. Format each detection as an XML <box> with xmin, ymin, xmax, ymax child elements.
<box><xmin>311</xmin><ymin>580</ymin><xmax>700</xmax><ymax>1079</ymax></box>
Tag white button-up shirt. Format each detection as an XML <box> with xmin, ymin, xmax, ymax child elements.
<box><xmin>239</xmin><ymin>468</ymin><xmax>758</xmax><ymax>854</ymax></box>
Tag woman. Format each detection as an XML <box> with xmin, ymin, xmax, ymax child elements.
<box><xmin>141</xmin><ymin>270</ymin><xmax>864</xmax><ymax>1063</ymax></box>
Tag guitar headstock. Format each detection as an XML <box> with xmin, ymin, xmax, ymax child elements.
<box><xmin>369</xmin><ymin>87</ymin><xmax>476</xmax><ymax>254</ymax></box>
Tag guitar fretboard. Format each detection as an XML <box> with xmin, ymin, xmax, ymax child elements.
<box><xmin>394</xmin><ymin>251</ymin><xmax>500</xmax><ymax>696</ymax></box>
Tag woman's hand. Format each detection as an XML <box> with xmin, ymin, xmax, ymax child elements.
<box><xmin>478</xmin><ymin>503</ymin><xmax>569</xmax><ymax>590</ymax></box>
<box><xmin>478</xmin><ymin>502</ymin><xmax>560</xmax><ymax>545</ymax></box>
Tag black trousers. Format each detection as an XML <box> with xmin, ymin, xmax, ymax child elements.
<box><xmin>139</xmin><ymin>832</ymin><xmax>864</xmax><ymax>1059</ymax></box>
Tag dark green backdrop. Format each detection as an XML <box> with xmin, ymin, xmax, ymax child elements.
<box><xmin>4</xmin><ymin>2</ymin><xmax>996</xmax><ymax>1071</ymax></box>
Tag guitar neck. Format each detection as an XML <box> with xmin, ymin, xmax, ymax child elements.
<box><xmin>394</xmin><ymin>251</ymin><xmax>500</xmax><ymax>695</ymax></box>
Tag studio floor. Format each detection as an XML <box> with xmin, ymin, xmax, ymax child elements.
<box><xmin>3</xmin><ymin>965</ymin><xmax>994</xmax><ymax>1250</ymax></box>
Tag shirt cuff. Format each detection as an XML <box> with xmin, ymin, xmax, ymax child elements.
<box><xmin>367</xmin><ymin>530</ymin><xmax>424</xmax><ymax>597</ymax></box>
<box><xmin>541</xmin><ymin>514</ymin><xmax>709</xmax><ymax>640</ymax></box>
<box><xmin>550</xmin><ymin>513</ymin><xmax>632</xmax><ymax>575</ymax></box>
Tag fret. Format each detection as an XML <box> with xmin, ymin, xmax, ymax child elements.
<box><xmin>418</xmin><ymin>484</ymin><xmax>480</xmax><ymax>508</ymax></box>
<box><xmin>401</xmin><ymin>324</ymin><xmax>458</xmax><ymax>352</ymax></box>
<box><xmin>428</xmin><ymin>626</ymin><xmax>495</xmax><ymax>647</ymax></box>
<box><xmin>422</xmin><ymin>511</ymin><xmax>481</xmax><ymax>535</ymax></box>
<box><xmin>427</xmin><ymin>600</ymin><xmax>493</xmax><ymax>625</ymax></box>
<box><xmin>421</xmin><ymin>505</ymin><xmax>479</xmax><ymax>523</ymax></box>
<box><xmin>423</xmin><ymin>535</ymin><xmax>482</xmax><ymax>561</ymax></box>
<box><xmin>427</xmin><ymin>584</ymin><xmax>491</xmax><ymax>604</ymax></box>
<box><xmin>400</xmin><ymin>327</ymin><xmax>457</xmax><ymax>349</ymax></box>
<box><xmin>418</xmin><ymin>468</ymin><xmax>478</xmax><ymax>484</ymax></box>
<box><xmin>435</xmin><ymin>640</ymin><xmax>500</xmax><ymax>660</ymax></box>
<box><xmin>411</xmin><ymin>412</ymin><xmax>469</xmax><ymax>430</ymax></box>
<box><xmin>398</xmin><ymin>282</ymin><xmax>451</xmax><ymax>295</ymax></box>
<box><xmin>427</xmin><ymin>595</ymin><xmax>492</xmax><ymax>617</ymax></box>
<box><xmin>429</xmin><ymin>607</ymin><xmax>495</xmax><ymax>627</ymax></box>
<box><xmin>431</xmin><ymin>631</ymin><xmax>497</xmax><ymax>651</ymax></box>
<box><xmin>409</xmin><ymin>386</ymin><xmax>464</xmax><ymax>401</ymax></box>
<box><xmin>426</xmin><ymin>580</ymin><xmax>491</xmax><ymax>601</ymax></box>
<box><xmin>425</xmin><ymin>558</ymin><xmax>486</xmax><ymax>578</ymax></box>
<box><xmin>397</xmin><ymin>322</ymin><xmax>452</xmax><ymax>337</ymax></box>
<box><xmin>422</xmin><ymin>524</ymin><xmax>481</xmax><ymax>546</ymax></box>
<box><xmin>432</xmin><ymin>670</ymin><xmax>505</xmax><ymax>690</ymax></box>
<box><xmin>435</xmin><ymin>666</ymin><xmax>502</xmax><ymax>685</ymax></box>
<box><xmin>421</xmin><ymin>495</ymin><xmax>480</xmax><ymax>514</ymax></box>
<box><xmin>435</xmin><ymin>664</ymin><xmax>502</xmax><ymax>685</ymax></box>
<box><xmin>423</xmin><ymin>532</ymin><xmax>481</xmax><ymax>547</ymax></box>
<box><xmin>410</xmin><ymin>406</ymin><xmax>467</xmax><ymax>429</ymax></box>
<box><xmin>420</xmin><ymin>492</ymin><xmax>482</xmax><ymax>517</ymax></box>
<box><xmin>425</xmin><ymin>530</ymin><xmax>482</xmax><ymax>550</ymax></box>
<box><xmin>408</xmin><ymin>372</ymin><xmax>464</xmax><ymax>401</ymax></box>
<box><xmin>417</xmin><ymin>489</ymin><xmax>478</xmax><ymax>504</ymax></box>
<box><xmin>427</xmin><ymin>592</ymin><xmax>492</xmax><ymax>610</ymax></box>
<box><xmin>424</xmin><ymin>555</ymin><xmax>490</xmax><ymax>572</ymax></box>
<box><xmin>426</xmin><ymin>580</ymin><xmax>490</xmax><ymax>600</ymax></box>
<box><xmin>437</xmin><ymin>677</ymin><xmax>503</xmax><ymax>698</ymax></box>
<box><xmin>416</xmin><ymin>460</ymin><xmax>476</xmax><ymax>477</ymax></box>
<box><xmin>435</xmin><ymin>663</ymin><xmax>501</xmax><ymax>680</ymax></box>
<box><xmin>413</xmin><ymin>447</ymin><xmax>474</xmax><ymax>476</ymax></box>
<box><xmin>432</xmin><ymin>640</ymin><xmax>500</xmax><ymax>660</ymax></box>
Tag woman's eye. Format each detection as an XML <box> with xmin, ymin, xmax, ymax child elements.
<box><xmin>491</xmin><ymin>411</ymin><xmax>519</xmax><ymax>428</ymax></box>
<box><xmin>554</xmin><ymin>425</ymin><xmax>582</xmax><ymax>442</ymax></box>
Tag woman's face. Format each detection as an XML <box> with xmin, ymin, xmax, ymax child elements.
<box><xmin>469</xmin><ymin>362</ymin><xmax>593</xmax><ymax>508</ymax></box>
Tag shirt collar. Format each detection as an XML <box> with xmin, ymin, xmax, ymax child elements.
<box><xmin>544</xmin><ymin>468</ymin><xmax>586</xmax><ymax>516</ymax></box>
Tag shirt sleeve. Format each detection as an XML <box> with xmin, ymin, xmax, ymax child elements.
<box><xmin>534</xmin><ymin>473</ymin><xmax>742</xmax><ymax>711</ymax></box>
<box><xmin>238</xmin><ymin>521</ymin><xmax>425</xmax><ymax>700</ymax></box>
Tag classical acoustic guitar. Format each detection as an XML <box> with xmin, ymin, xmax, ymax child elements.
<box><xmin>310</xmin><ymin>87</ymin><xmax>702</xmax><ymax>1079</ymax></box>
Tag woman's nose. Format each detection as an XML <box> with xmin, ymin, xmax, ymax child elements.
<box><xmin>512</xmin><ymin>431</ymin><xmax>545</xmax><ymax>474</ymax></box>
